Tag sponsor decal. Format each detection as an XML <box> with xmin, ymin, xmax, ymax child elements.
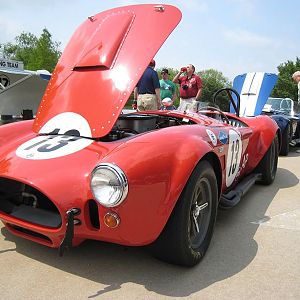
<box><xmin>241</xmin><ymin>153</ymin><xmax>249</xmax><ymax>169</ymax></box>
<box><xmin>218</xmin><ymin>146</ymin><xmax>224</xmax><ymax>153</ymax></box>
<box><xmin>0</xmin><ymin>59</ymin><xmax>24</xmax><ymax>70</ymax></box>
<box><xmin>225</xmin><ymin>129</ymin><xmax>242</xmax><ymax>187</ymax></box>
<box><xmin>236</xmin><ymin>153</ymin><xmax>249</xmax><ymax>178</ymax></box>
<box><xmin>218</xmin><ymin>131</ymin><xmax>228</xmax><ymax>144</ymax></box>
<box><xmin>16</xmin><ymin>112</ymin><xmax>93</xmax><ymax>160</ymax></box>
<box><xmin>206</xmin><ymin>129</ymin><xmax>217</xmax><ymax>146</ymax></box>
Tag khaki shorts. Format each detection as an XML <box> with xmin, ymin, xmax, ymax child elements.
<box><xmin>137</xmin><ymin>94</ymin><xmax>158</xmax><ymax>111</ymax></box>
<box><xmin>178</xmin><ymin>97</ymin><xmax>198</xmax><ymax>112</ymax></box>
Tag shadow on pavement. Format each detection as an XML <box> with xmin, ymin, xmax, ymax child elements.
<box><xmin>1</xmin><ymin>167</ymin><xmax>298</xmax><ymax>298</ymax></box>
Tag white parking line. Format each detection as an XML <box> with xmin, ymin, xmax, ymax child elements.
<box><xmin>251</xmin><ymin>209</ymin><xmax>300</xmax><ymax>231</ymax></box>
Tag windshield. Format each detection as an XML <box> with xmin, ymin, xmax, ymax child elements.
<box><xmin>266</xmin><ymin>97</ymin><xmax>292</xmax><ymax>113</ymax></box>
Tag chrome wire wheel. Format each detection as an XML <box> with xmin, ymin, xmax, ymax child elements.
<box><xmin>189</xmin><ymin>177</ymin><xmax>212</xmax><ymax>249</ymax></box>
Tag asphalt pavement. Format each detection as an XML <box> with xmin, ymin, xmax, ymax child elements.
<box><xmin>1</xmin><ymin>149</ymin><xmax>300</xmax><ymax>300</ymax></box>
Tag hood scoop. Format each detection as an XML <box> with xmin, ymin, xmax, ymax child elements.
<box><xmin>74</xmin><ymin>12</ymin><xmax>134</xmax><ymax>70</ymax></box>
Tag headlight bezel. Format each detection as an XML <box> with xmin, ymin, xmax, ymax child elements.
<box><xmin>90</xmin><ymin>163</ymin><xmax>128</xmax><ymax>207</ymax></box>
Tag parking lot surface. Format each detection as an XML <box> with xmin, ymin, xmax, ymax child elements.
<box><xmin>1</xmin><ymin>150</ymin><xmax>300</xmax><ymax>300</ymax></box>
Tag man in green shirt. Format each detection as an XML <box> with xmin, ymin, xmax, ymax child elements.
<box><xmin>160</xmin><ymin>68</ymin><xmax>176</xmax><ymax>102</ymax></box>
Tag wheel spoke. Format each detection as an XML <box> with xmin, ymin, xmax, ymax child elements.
<box><xmin>198</xmin><ymin>202</ymin><xmax>208</xmax><ymax>211</ymax></box>
<box><xmin>194</xmin><ymin>185</ymin><xmax>201</xmax><ymax>201</ymax></box>
<box><xmin>189</xmin><ymin>177</ymin><xmax>213</xmax><ymax>249</ymax></box>
<box><xmin>191</xmin><ymin>201</ymin><xmax>209</xmax><ymax>237</ymax></box>
<box><xmin>192</xmin><ymin>213</ymin><xmax>200</xmax><ymax>233</ymax></box>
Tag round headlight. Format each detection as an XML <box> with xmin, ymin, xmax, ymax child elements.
<box><xmin>90</xmin><ymin>163</ymin><xmax>128</xmax><ymax>207</ymax></box>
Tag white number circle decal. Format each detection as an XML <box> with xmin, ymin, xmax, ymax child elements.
<box><xmin>39</xmin><ymin>112</ymin><xmax>92</xmax><ymax>137</ymax></box>
<box><xmin>226</xmin><ymin>129</ymin><xmax>242</xmax><ymax>187</ymax></box>
<box><xmin>16</xmin><ymin>112</ymin><xmax>93</xmax><ymax>160</ymax></box>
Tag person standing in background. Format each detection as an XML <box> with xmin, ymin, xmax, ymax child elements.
<box><xmin>291</xmin><ymin>71</ymin><xmax>300</xmax><ymax>152</ymax></box>
<box><xmin>133</xmin><ymin>59</ymin><xmax>161</xmax><ymax>111</ymax></box>
<box><xmin>173</xmin><ymin>64</ymin><xmax>202</xmax><ymax>112</ymax></box>
<box><xmin>292</xmin><ymin>71</ymin><xmax>300</xmax><ymax>104</ymax></box>
<box><xmin>160</xmin><ymin>68</ymin><xmax>176</xmax><ymax>103</ymax></box>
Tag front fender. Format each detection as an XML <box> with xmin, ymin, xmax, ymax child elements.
<box><xmin>0</xmin><ymin>120</ymin><xmax>35</xmax><ymax>145</ymax></box>
<box><xmin>99</xmin><ymin>125</ymin><xmax>217</xmax><ymax>245</ymax></box>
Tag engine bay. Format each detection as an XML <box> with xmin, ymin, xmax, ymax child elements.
<box><xmin>99</xmin><ymin>113</ymin><xmax>196</xmax><ymax>142</ymax></box>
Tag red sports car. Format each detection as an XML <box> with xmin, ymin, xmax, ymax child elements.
<box><xmin>0</xmin><ymin>4</ymin><xmax>279</xmax><ymax>266</ymax></box>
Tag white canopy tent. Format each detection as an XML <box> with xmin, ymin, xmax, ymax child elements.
<box><xmin>0</xmin><ymin>66</ymin><xmax>51</xmax><ymax>117</ymax></box>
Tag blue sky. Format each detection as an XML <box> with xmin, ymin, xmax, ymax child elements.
<box><xmin>0</xmin><ymin>0</ymin><xmax>299</xmax><ymax>81</ymax></box>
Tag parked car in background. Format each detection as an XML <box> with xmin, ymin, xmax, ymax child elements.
<box><xmin>262</xmin><ymin>97</ymin><xmax>299</xmax><ymax>153</ymax></box>
<box><xmin>232</xmin><ymin>72</ymin><xmax>298</xmax><ymax>155</ymax></box>
<box><xmin>263</xmin><ymin>97</ymin><xmax>296</xmax><ymax>116</ymax></box>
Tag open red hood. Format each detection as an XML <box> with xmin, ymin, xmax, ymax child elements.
<box><xmin>33</xmin><ymin>4</ymin><xmax>181</xmax><ymax>137</ymax></box>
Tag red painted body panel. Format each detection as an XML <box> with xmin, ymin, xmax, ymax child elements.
<box><xmin>0</xmin><ymin>5</ymin><xmax>279</xmax><ymax>249</ymax></box>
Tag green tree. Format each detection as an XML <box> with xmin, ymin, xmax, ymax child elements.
<box><xmin>1</xmin><ymin>28</ymin><xmax>61</xmax><ymax>72</ymax></box>
<box><xmin>271</xmin><ymin>57</ymin><xmax>300</xmax><ymax>101</ymax></box>
<box><xmin>198</xmin><ymin>69</ymin><xmax>231</xmax><ymax>111</ymax></box>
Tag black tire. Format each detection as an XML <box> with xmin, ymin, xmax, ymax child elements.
<box><xmin>279</xmin><ymin>124</ymin><xmax>290</xmax><ymax>156</ymax></box>
<box><xmin>150</xmin><ymin>160</ymin><xmax>218</xmax><ymax>266</ymax></box>
<box><xmin>256</xmin><ymin>135</ymin><xmax>279</xmax><ymax>185</ymax></box>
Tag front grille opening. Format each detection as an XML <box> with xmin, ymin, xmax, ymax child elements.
<box><xmin>88</xmin><ymin>199</ymin><xmax>100</xmax><ymax>229</ymax></box>
<box><xmin>0</xmin><ymin>177</ymin><xmax>61</xmax><ymax>228</ymax></box>
<box><xmin>8</xmin><ymin>224</ymin><xmax>52</xmax><ymax>244</ymax></box>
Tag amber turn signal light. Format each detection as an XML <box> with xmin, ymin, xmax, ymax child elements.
<box><xmin>104</xmin><ymin>212</ymin><xmax>120</xmax><ymax>228</ymax></box>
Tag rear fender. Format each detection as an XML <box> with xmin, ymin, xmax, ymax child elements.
<box><xmin>243</xmin><ymin>115</ymin><xmax>279</xmax><ymax>169</ymax></box>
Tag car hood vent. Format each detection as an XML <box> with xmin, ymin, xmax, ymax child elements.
<box><xmin>73</xmin><ymin>12</ymin><xmax>134</xmax><ymax>70</ymax></box>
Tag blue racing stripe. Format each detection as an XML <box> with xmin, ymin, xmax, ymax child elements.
<box><xmin>253</xmin><ymin>73</ymin><xmax>278</xmax><ymax>116</ymax></box>
<box><xmin>230</xmin><ymin>73</ymin><xmax>246</xmax><ymax>113</ymax></box>
<box><xmin>232</xmin><ymin>72</ymin><xmax>278</xmax><ymax>116</ymax></box>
